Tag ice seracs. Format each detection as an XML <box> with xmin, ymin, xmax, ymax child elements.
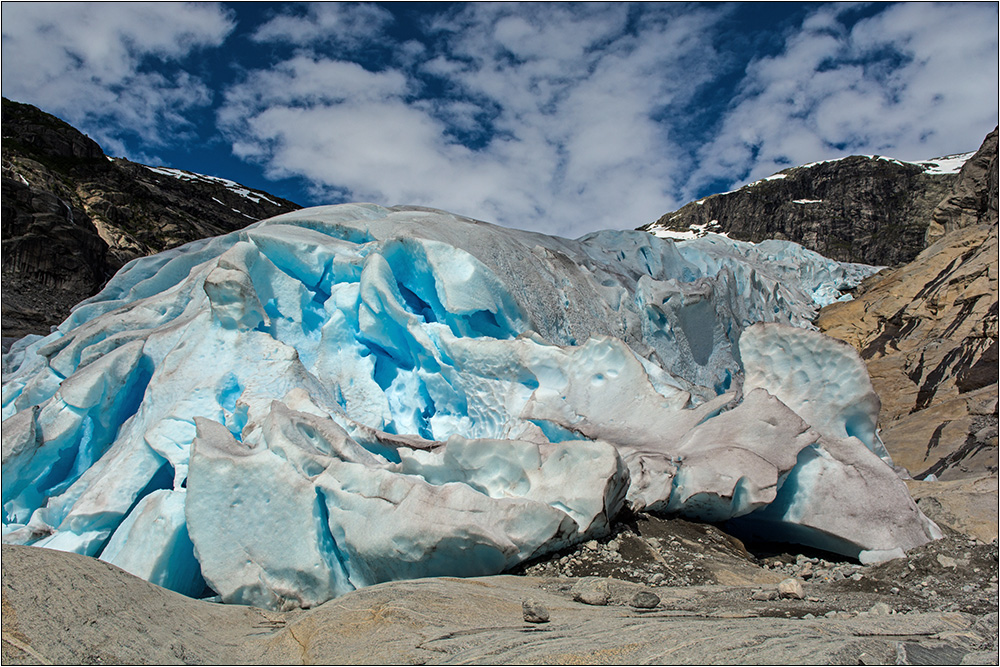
<box><xmin>1</xmin><ymin>204</ymin><xmax>939</xmax><ymax>610</ymax></box>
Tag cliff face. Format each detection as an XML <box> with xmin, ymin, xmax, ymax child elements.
<box><xmin>1</xmin><ymin>98</ymin><xmax>301</xmax><ymax>339</ymax></box>
<box><xmin>641</xmin><ymin>153</ymin><xmax>966</xmax><ymax>266</ymax></box>
<box><xmin>816</xmin><ymin>128</ymin><xmax>998</xmax><ymax>481</ymax></box>
<box><xmin>926</xmin><ymin>128</ymin><xmax>999</xmax><ymax>244</ymax></box>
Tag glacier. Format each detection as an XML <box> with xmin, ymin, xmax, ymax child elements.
<box><xmin>1</xmin><ymin>204</ymin><xmax>940</xmax><ymax>609</ymax></box>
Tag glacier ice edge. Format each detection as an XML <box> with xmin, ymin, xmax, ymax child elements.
<box><xmin>1</xmin><ymin>204</ymin><xmax>939</xmax><ymax>609</ymax></box>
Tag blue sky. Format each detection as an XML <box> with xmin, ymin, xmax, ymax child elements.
<box><xmin>2</xmin><ymin>2</ymin><xmax>997</xmax><ymax>238</ymax></box>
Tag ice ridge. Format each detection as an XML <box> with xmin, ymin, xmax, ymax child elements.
<box><xmin>1</xmin><ymin>204</ymin><xmax>939</xmax><ymax>609</ymax></box>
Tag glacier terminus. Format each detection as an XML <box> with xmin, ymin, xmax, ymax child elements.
<box><xmin>1</xmin><ymin>204</ymin><xmax>942</xmax><ymax>611</ymax></box>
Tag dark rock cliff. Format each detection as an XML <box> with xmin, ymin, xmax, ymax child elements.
<box><xmin>641</xmin><ymin>153</ymin><xmax>967</xmax><ymax>266</ymax></box>
<box><xmin>1</xmin><ymin>98</ymin><xmax>301</xmax><ymax>340</ymax></box>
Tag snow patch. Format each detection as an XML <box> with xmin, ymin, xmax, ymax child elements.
<box><xmin>652</xmin><ymin>221</ymin><xmax>730</xmax><ymax>241</ymax></box>
<box><xmin>797</xmin><ymin>152</ymin><xmax>974</xmax><ymax>175</ymax></box>
<box><xmin>917</xmin><ymin>152</ymin><xmax>976</xmax><ymax>175</ymax></box>
<box><xmin>145</xmin><ymin>166</ymin><xmax>281</xmax><ymax>205</ymax></box>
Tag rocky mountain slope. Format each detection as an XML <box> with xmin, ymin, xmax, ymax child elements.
<box><xmin>1</xmin><ymin>98</ymin><xmax>301</xmax><ymax>340</ymax></box>
<box><xmin>641</xmin><ymin>150</ymin><xmax>970</xmax><ymax>266</ymax></box>
<box><xmin>817</xmin><ymin>128</ymin><xmax>998</xmax><ymax>482</ymax></box>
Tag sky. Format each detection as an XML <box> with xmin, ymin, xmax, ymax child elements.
<box><xmin>2</xmin><ymin>2</ymin><xmax>998</xmax><ymax>238</ymax></box>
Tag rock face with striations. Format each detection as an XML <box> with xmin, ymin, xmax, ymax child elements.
<box><xmin>926</xmin><ymin>128</ymin><xmax>999</xmax><ymax>245</ymax></box>
<box><xmin>1</xmin><ymin>98</ymin><xmax>301</xmax><ymax>340</ymax></box>
<box><xmin>816</xmin><ymin>128</ymin><xmax>998</xmax><ymax>481</ymax></box>
<box><xmin>641</xmin><ymin>152</ymin><xmax>968</xmax><ymax>266</ymax></box>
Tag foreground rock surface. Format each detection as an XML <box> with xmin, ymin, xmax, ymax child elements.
<box><xmin>3</xmin><ymin>538</ymin><xmax>996</xmax><ymax>665</ymax></box>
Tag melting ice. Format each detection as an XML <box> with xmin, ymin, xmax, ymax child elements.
<box><xmin>1</xmin><ymin>204</ymin><xmax>940</xmax><ymax>610</ymax></box>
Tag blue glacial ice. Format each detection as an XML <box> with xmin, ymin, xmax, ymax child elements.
<box><xmin>1</xmin><ymin>204</ymin><xmax>940</xmax><ymax>609</ymax></box>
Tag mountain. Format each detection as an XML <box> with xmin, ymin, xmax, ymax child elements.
<box><xmin>817</xmin><ymin>128</ymin><xmax>998</xmax><ymax>482</ymax></box>
<box><xmin>1</xmin><ymin>98</ymin><xmax>301</xmax><ymax>340</ymax></box>
<box><xmin>640</xmin><ymin>151</ymin><xmax>970</xmax><ymax>266</ymax></box>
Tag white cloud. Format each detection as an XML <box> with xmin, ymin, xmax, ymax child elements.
<box><xmin>2</xmin><ymin>3</ymin><xmax>995</xmax><ymax>238</ymax></box>
<box><xmin>687</xmin><ymin>2</ymin><xmax>999</xmax><ymax>197</ymax></box>
<box><xmin>251</xmin><ymin>3</ymin><xmax>393</xmax><ymax>48</ymax></box>
<box><xmin>1</xmin><ymin>2</ymin><xmax>234</xmax><ymax>155</ymax></box>
<box><xmin>219</xmin><ymin>4</ymin><xmax>726</xmax><ymax>237</ymax></box>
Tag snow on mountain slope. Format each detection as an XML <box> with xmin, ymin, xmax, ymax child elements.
<box><xmin>1</xmin><ymin>204</ymin><xmax>939</xmax><ymax>609</ymax></box>
<box><xmin>143</xmin><ymin>166</ymin><xmax>283</xmax><ymax>206</ymax></box>
<box><xmin>796</xmin><ymin>152</ymin><xmax>975</xmax><ymax>174</ymax></box>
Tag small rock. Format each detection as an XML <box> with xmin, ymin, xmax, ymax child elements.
<box><xmin>751</xmin><ymin>589</ymin><xmax>778</xmax><ymax>601</ymax></box>
<box><xmin>850</xmin><ymin>573</ymin><xmax>863</xmax><ymax>582</ymax></box>
<box><xmin>778</xmin><ymin>578</ymin><xmax>805</xmax><ymax>600</ymax></box>
<box><xmin>937</xmin><ymin>554</ymin><xmax>958</xmax><ymax>568</ymax></box>
<box><xmin>607</xmin><ymin>539</ymin><xmax>620</xmax><ymax>552</ymax></box>
<box><xmin>869</xmin><ymin>602</ymin><xmax>892</xmax><ymax>616</ymax></box>
<box><xmin>648</xmin><ymin>573</ymin><xmax>665</xmax><ymax>585</ymax></box>
<box><xmin>585</xmin><ymin>540</ymin><xmax>599</xmax><ymax>552</ymax></box>
<box><xmin>630</xmin><ymin>590</ymin><xmax>660</xmax><ymax>609</ymax></box>
<box><xmin>803</xmin><ymin>613</ymin><xmax>815</xmax><ymax>620</ymax></box>
<box><xmin>571</xmin><ymin>579</ymin><xmax>610</xmax><ymax>606</ymax></box>
<box><xmin>522</xmin><ymin>598</ymin><xmax>550</xmax><ymax>623</ymax></box>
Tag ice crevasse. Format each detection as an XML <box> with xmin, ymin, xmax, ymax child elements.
<box><xmin>1</xmin><ymin>204</ymin><xmax>941</xmax><ymax>610</ymax></box>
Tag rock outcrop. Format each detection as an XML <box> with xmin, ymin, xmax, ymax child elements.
<box><xmin>1</xmin><ymin>98</ymin><xmax>300</xmax><ymax>340</ymax></box>
<box><xmin>817</xmin><ymin>129</ymin><xmax>998</xmax><ymax>481</ymax></box>
<box><xmin>926</xmin><ymin>128</ymin><xmax>999</xmax><ymax>244</ymax></box>
<box><xmin>3</xmin><ymin>535</ymin><xmax>997</xmax><ymax>665</ymax></box>
<box><xmin>641</xmin><ymin>153</ymin><xmax>967</xmax><ymax>266</ymax></box>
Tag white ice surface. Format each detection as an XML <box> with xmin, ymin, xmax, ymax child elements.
<box><xmin>1</xmin><ymin>204</ymin><xmax>938</xmax><ymax>609</ymax></box>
